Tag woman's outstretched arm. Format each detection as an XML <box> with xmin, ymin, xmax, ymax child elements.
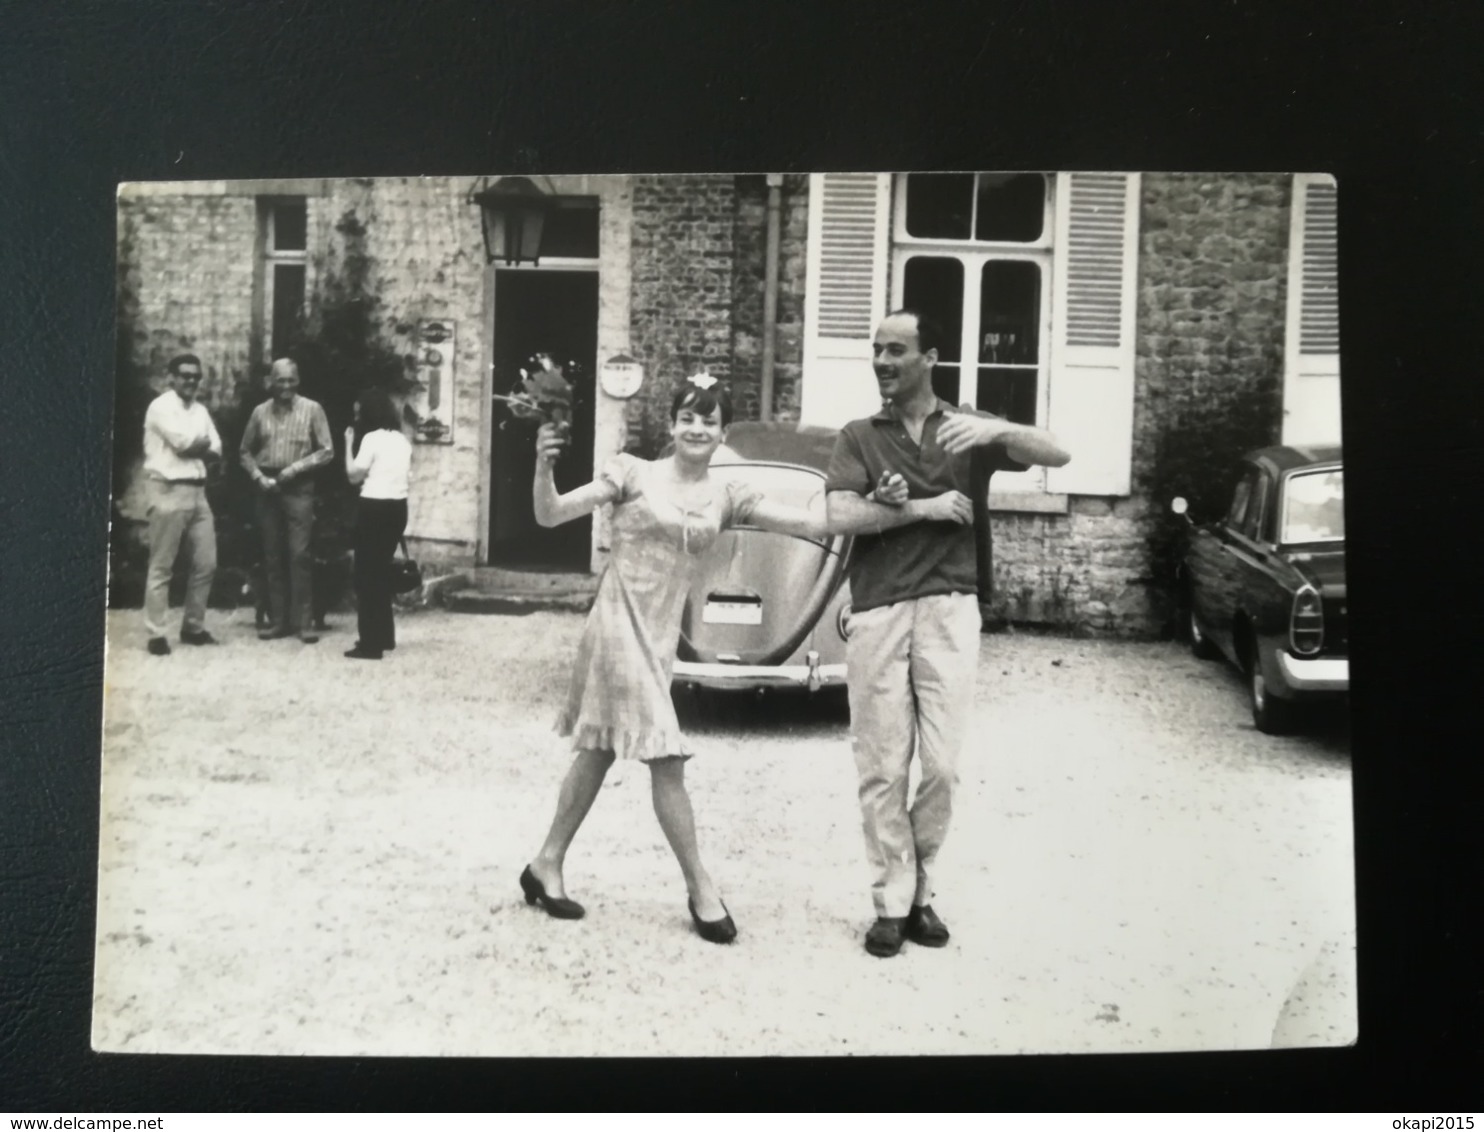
<box><xmin>746</xmin><ymin>471</ymin><xmax>909</xmax><ymax>539</ymax></box>
<box><xmin>745</xmin><ymin>499</ymin><xmax>829</xmax><ymax>539</ymax></box>
<box><xmin>533</xmin><ymin>422</ymin><xmax>618</xmax><ymax>528</ymax></box>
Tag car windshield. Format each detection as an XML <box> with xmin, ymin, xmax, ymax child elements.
<box><xmin>1280</xmin><ymin>468</ymin><xmax>1344</xmax><ymax>544</ymax></box>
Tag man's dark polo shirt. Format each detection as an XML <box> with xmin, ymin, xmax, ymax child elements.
<box><xmin>825</xmin><ymin>399</ymin><xmax>1027</xmax><ymax>613</ymax></box>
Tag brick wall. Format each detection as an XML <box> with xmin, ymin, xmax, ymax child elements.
<box><xmin>307</xmin><ymin>175</ymin><xmax>636</xmax><ymax>571</ymax></box>
<box><xmin>113</xmin><ymin>174</ymin><xmax>1295</xmax><ymax>622</ymax></box>
<box><xmin>310</xmin><ymin>177</ymin><xmax>488</xmax><ymax>565</ymax></box>
<box><xmin>623</xmin><ymin>173</ymin><xmax>807</xmax><ymax>450</ymax></box>
<box><xmin>115</xmin><ymin>189</ymin><xmax>259</xmax><ymax>518</ymax></box>
<box><xmin>117</xmin><ymin>191</ymin><xmax>258</xmax><ymax>408</ymax></box>
<box><xmin>730</xmin><ymin>174</ymin><xmax>810</xmax><ymax>424</ymax></box>
<box><xmin>112</xmin><ymin>179</ymin><xmax>489</xmax><ymax>567</ymax></box>
<box><xmin>988</xmin><ymin>173</ymin><xmax>1291</xmax><ymax>637</ymax></box>
<box><xmin>627</xmin><ymin>175</ymin><xmax>739</xmax><ymax>453</ymax></box>
<box><xmin>1134</xmin><ymin>173</ymin><xmax>1290</xmax><ymax>497</ymax></box>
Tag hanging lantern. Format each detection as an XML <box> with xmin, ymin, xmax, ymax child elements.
<box><xmin>470</xmin><ymin>176</ymin><xmax>553</xmax><ymax>266</ymax></box>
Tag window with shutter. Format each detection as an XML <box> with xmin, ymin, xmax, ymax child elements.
<box><xmin>257</xmin><ymin>198</ymin><xmax>309</xmax><ymax>367</ymax></box>
<box><xmin>1063</xmin><ymin>175</ymin><xmax>1127</xmax><ymax>349</ymax></box>
<box><xmin>889</xmin><ymin>172</ymin><xmax>1054</xmax><ymax>497</ymax></box>
<box><xmin>1282</xmin><ymin>174</ymin><xmax>1342</xmax><ymax>446</ymax></box>
<box><xmin>1045</xmin><ymin>172</ymin><xmax>1141</xmax><ymax>497</ymax></box>
<box><xmin>800</xmin><ymin>173</ymin><xmax>891</xmax><ymax>428</ymax></box>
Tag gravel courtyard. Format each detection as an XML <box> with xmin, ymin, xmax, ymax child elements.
<box><xmin>93</xmin><ymin>605</ymin><xmax>1354</xmax><ymax>1057</ymax></box>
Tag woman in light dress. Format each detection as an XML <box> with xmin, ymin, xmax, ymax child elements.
<box><xmin>519</xmin><ymin>380</ymin><xmax>855</xmax><ymax>943</ymax></box>
<box><xmin>341</xmin><ymin>389</ymin><xmax>412</xmax><ymax>661</ymax></box>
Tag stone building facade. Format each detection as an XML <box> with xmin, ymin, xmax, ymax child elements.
<box><xmin>113</xmin><ymin>171</ymin><xmax>1340</xmax><ymax>636</ymax></box>
<box><xmin>988</xmin><ymin>174</ymin><xmax>1298</xmax><ymax>631</ymax></box>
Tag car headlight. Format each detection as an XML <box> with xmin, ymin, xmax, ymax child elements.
<box><xmin>836</xmin><ymin>602</ymin><xmax>853</xmax><ymax>641</ymax></box>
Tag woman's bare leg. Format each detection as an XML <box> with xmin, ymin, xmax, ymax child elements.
<box><xmin>530</xmin><ymin>748</ymin><xmax>615</xmax><ymax>898</ymax></box>
<box><xmin>649</xmin><ymin>756</ymin><xmax>726</xmax><ymax>920</ymax></box>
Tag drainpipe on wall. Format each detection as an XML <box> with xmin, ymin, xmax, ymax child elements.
<box><xmin>758</xmin><ymin>173</ymin><xmax>783</xmax><ymax>422</ymax></box>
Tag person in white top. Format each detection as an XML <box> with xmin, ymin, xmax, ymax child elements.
<box><xmin>342</xmin><ymin>389</ymin><xmax>412</xmax><ymax>659</ymax></box>
<box><xmin>140</xmin><ymin>354</ymin><xmax>223</xmax><ymax>655</ymax></box>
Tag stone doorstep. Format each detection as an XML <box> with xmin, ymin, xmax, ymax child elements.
<box><xmin>437</xmin><ymin>566</ymin><xmax>599</xmax><ymax>615</ymax></box>
<box><xmin>442</xmin><ymin>590</ymin><xmax>596</xmax><ymax>615</ymax></box>
<box><xmin>466</xmin><ymin>567</ymin><xmax>600</xmax><ymax>594</ymax></box>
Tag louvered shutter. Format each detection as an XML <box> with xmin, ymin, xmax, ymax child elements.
<box><xmin>1045</xmin><ymin>172</ymin><xmax>1141</xmax><ymax>496</ymax></box>
<box><xmin>1281</xmin><ymin>174</ymin><xmax>1341</xmax><ymax>445</ymax></box>
<box><xmin>800</xmin><ymin>173</ymin><xmax>891</xmax><ymax>428</ymax></box>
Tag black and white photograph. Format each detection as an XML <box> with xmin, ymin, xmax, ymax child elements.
<box><xmin>94</xmin><ymin>169</ymin><xmax>1354</xmax><ymax>1058</ymax></box>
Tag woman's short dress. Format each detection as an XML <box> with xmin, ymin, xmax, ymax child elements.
<box><xmin>555</xmin><ymin>453</ymin><xmax>761</xmax><ymax>762</ymax></box>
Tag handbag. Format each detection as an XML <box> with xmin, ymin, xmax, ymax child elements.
<box><xmin>390</xmin><ymin>536</ymin><xmax>423</xmax><ymax>595</ymax></box>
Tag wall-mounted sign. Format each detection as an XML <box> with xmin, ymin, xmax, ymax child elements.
<box><xmin>411</xmin><ymin>319</ymin><xmax>455</xmax><ymax>444</ymax></box>
<box><xmin>599</xmin><ymin>353</ymin><xmax>644</xmax><ymax>399</ymax></box>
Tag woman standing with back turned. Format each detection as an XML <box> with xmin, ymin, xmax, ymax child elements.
<box><xmin>342</xmin><ymin>389</ymin><xmax>412</xmax><ymax>660</ymax></box>
<box><xmin>518</xmin><ymin>378</ymin><xmax>837</xmax><ymax>944</ymax></box>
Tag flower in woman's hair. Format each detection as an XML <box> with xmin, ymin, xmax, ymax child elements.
<box><xmin>688</xmin><ymin>370</ymin><xmax>718</xmax><ymax>390</ymax></box>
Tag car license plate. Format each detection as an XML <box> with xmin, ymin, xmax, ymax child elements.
<box><xmin>703</xmin><ymin>598</ymin><xmax>762</xmax><ymax>625</ymax></box>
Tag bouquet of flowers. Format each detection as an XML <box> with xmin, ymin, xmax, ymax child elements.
<box><xmin>493</xmin><ymin>352</ymin><xmax>574</xmax><ymax>430</ymax></box>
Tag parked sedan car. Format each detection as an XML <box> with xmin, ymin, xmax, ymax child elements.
<box><xmin>1172</xmin><ymin>444</ymin><xmax>1347</xmax><ymax>734</ymax></box>
<box><xmin>673</xmin><ymin>422</ymin><xmax>853</xmax><ymax>696</ymax></box>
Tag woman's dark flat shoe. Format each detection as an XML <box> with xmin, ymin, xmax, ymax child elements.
<box><xmin>519</xmin><ymin>865</ymin><xmax>585</xmax><ymax>920</ymax></box>
<box><xmin>344</xmin><ymin>646</ymin><xmax>383</xmax><ymax>659</ymax></box>
<box><xmin>688</xmin><ymin>897</ymin><xmax>737</xmax><ymax>944</ymax></box>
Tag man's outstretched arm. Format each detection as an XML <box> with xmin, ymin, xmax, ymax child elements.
<box><xmin>938</xmin><ymin>410</ymin><xmax>1071</xmax><ymax>467</ymax></box>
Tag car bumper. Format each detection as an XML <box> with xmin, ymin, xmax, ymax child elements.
<box><xmin>1275</xmin><ymin>652</ymin><xmax>1349</xmax><ymax>693</ymax></box>
<box><xmin>673</xmin><ymin>660</ymin><xmax>848</xmax><ymax>692</ymax></box>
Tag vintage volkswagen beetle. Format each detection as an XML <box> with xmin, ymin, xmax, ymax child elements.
<box><xmin>1172</xmin><ymin>444</ymin><xmax>1347</xmax><ymax>734</ymax></box>
<box><xmin>672</xmin><ymin>422</ymin><xmax>852</xmax><ymax>696</ymax></box>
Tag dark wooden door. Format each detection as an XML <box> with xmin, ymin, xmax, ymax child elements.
<box><xmin>488</xmin><ymin>270</ymin><xmax>599</xmax><ymax>570</ymax></box>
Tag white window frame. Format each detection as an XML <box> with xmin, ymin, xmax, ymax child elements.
<box><xmin>261</xmin><ymin>198</ymin><xmax>308</xmax><ymax>362</ymax></box>
<box><xmin>890</xmin><ymin>173</ymin><xmax>1056</xmax><ymax>495</ymax></box>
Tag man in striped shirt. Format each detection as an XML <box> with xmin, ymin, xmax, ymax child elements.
<box><xmin>240</xmin><ymin>357</ymin><xmax>333</xmax><ymax>642</ymax></box>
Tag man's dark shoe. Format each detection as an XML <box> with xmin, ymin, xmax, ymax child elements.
<box><xmin>864</xmin><ymin>916</ymin><xmax>906</xmax><ymax>958</ymax></box>
<box><xmin>299</xmin><ymin>631</ymin><xmax>320</xmax><ymax>644</ymax></box>
<box><xmin>180</xmin><ymin>629</ymin><xmax>218</xmax><ymax>646</ymax></box>
<box><xmin>258</xmin><ymin>626</ymin><xmax>291</xmax><ymax>641</ymax></box>
<box><xmin>905</xmin><ymin>904</ymin><xmax>950</xmax><ymax>948</ymax></box>
<box><xmin>146</xmin><ymin>637</ymin><xmax>171</xmax><ymax>656</ymax></box>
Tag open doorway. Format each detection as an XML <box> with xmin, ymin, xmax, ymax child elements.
<box><xmin>488</xmin><ymin>269</ymin><xmax>599</xmax><ymax>570</ymax></box>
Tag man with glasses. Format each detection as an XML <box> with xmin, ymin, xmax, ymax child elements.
<box><xmin>141</xmin><ymin>353</ymin><xmax>222</xmax><ymax>656</ymax></box>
